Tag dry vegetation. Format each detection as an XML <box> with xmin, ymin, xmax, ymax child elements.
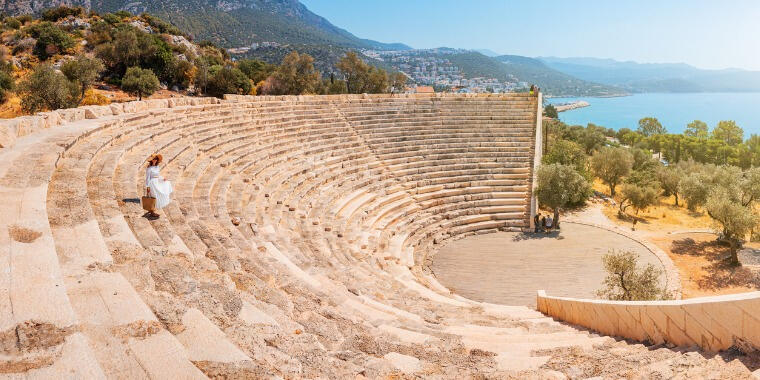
<box><xmin>592</xmin><ymin>180</ymin><xmax>760</xmax><ymax>298</ymax></box>
<box><xmin>8</xmin><ymin>224</ymin><xmax>42</xmax><ymax>243</ymax></box>
<box><xmin>649</xmin><ymin>233</ymin><xmax>760</xmax><ymax>298</ymax></box>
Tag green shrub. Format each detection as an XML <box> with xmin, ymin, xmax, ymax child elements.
<box><xmin>61</xmin><ymin>55</ymin><xmax>105</xmax><ymax>103</ymax></box>
<box><xmin>141</xmin><ymin>13</ymin><xmax>183</xmax><ymax>36</ymax></box>
<box><xmin>102</xmin><ymin>13</ymin><xmax>121</xmax><ymax>25</ymax></box>
<box><xmin>237</xmin><ymin>59</ymin><xmax>275</xmax><ymax>84</ymax></box>
<box><xmin>167</xmin><ymin>59</ymin><xmax>195</xmax><ymax>89</ymax></box>
<box><xmin>28</xmin><ymin>22</ymin><xmax>75</xmax><ymax>60</ymax></box>
<box><xmin>121</xmin><ymin>66</ymin><xmax>159</xmax><ymax>100</ymax></box>
<box><xmin>113</xmin><ymin>11</ymin><xmax>133</xmax><ymax>20</ymax></box>
<box><xmin>41</xmin><ymin>6</ymin><xmax>85</xmax><ymax>22</ymax></box>
<box><xmin>17</xmin><ymin>15</ymin><xmax>32</xmax><ymax>25</ymax></box>
<box><xmin>0</xmin><ymin>69</ymin><xmax>14</xmax><ymax>103</ymax></box>
<box><xmin>4</xmin><ymin>17</ymin><xmax>21</xmax><ymax>30</ymax></box>
<box><xmin>19</xmin><ymin>64</ymin><xmax>79</xmax><ymax>112</ymax></box>
<box><xmin>206</xmin><ymin>66</ymin><xmax>251</xmax><ymax>97</ymax></box>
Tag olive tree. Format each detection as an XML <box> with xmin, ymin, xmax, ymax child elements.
<box><xmin>61</xmin><ymin>55</ymin><xmax>105</xmax><ymax>103</ymax></box>
<box><xmin>18</xmin><ymin>64</ymin><xmax>78</xmax><ymax>112</ymax></box>
<box><xmin>590</xmin><ymin>146</ymin><xmax>633</xmax><ymax>196</ymax></box>
<box><xmin>265</xmin><ymin>51</ymin><xmax>320</xmax><ymax>95</ymax></box>
<box><xmin>618</xmin><ymin>182</ymin><xmax>659</xmax><ymax>215</ymax></box>
<box><xmin>596</xmin><ymin>250</ymin><xmax>669</xmax><ymax>301</ymax></box>
<box><xmin>679</xmin><ymin>172</ymin><xmax>710</xmax><ymax>211</ymax></box>
<box><xmin>705</xmin><ymin>190</ymin><xmax>758</xmax><ymax>265</ymax></box>
<box><xmin>656</xmin><ymin>166</ymin><xmax>684</xmax><ymax>206</ymax></box>
<box><xmin>121</xmin><ymin>67</ymin><xmax>159</xmax><ymax>100</ymax></box>
<box><xmin>535</xmin><ymin>163</ymin><xmax>591</xmax><ymax>229</ymax></box>
<box><xmin>542</xmin><ymin>139</ymin><xmax>588</xmax><ymax>177</ymax></box>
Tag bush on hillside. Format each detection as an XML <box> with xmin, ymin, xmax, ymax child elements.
<box><xmin>102</xmin><ymin>13</ymin><xmax>121</xmax><ymax>25</ymax></box>
<box><xmin>591</xmin><ymin>146</ymin><xmax>634</xmax><ymax>196</ymax></box>
<box><xmin>19</xmin><ymin>64</ymin><xmax>79</xmax><ymax>112</ymax></box>
<box><xmin>96</xmin><ymin>25</ymin><xmax>179</xmax><ymax>83</ymax></box>
<box><xmin>167</xmin><ymin>58</ymin><xmax>196</xmax><ymax>89</ymax></box>
<box><xmin>205</xmin><ymin>66</ymin><xmax>251</xmax><ymax>97</ymax></box>
<box><xmin>16</xmin><ymin>15</ymin><xmax>32</xmax><ymax>25</ymax></box>
<box><xmin>336</xmin><ymin>51</ymin><xmax>388</xmax><ymax>94</ymax></box>
<box><xmin>4</xmin><ymin>17</ymin><xmax>22</xmax><ymax>30</ymax></box>
<box><xmin>27</xmin><ymin>22</ymin><xmax>75</xmax><ymax>60</ymax></box>
<box><xmin>260</xmin><ymin>51</ymin><xmax>320</xmax><ymax>95</ymax></box>
<box><xmin>237</xmin><ymin>59</ymin><xmax>276</xmax><ymax>84</ymax></box>
<box><xmin>41</xmin><ymin>6</ymin><xmax>85</xmax><ymax>22</ymax></box>
<box><xmin>141</xmin><ymin>13</ymin><xmax>183</xmax><ymax>36</ymax></box>
<box><xmin>544</xmin><ymin>104</ymin><xmax>558</xmax><ymax>118</ymax></box>
<box><xmin>121</xmin><ymin>66</ymin><xmax>159</xmax><ymax>100</ymax></box>
<box><xmin>81</xmin><ymin>89</ymin><xmax>110</xmax><ymax>105</ymax></box>
<box><xmin>0</xmin><ymin>69</ymin><xmax>14</xmax><ymax>103</ymax></box>
<box><xmin>324</xmin><ymin>78</ymin><xmax>347</xmax><ymax>94</ymax></box>
<box><xmin>61</xmin><ymin>55</ymin><xmax>105</xmax><ymax>103</ymax></box>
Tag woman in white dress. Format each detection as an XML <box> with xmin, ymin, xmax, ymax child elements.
<box><xmin>145</xmin><ymin>154</ymin><xmax>172</xmax><ymax>218</ymax></box>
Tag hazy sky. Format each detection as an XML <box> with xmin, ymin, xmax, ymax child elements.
<box><xmin>301</xmin><ymin>0</ymin><xmax>760</xmax><ymax>71</ymax></box>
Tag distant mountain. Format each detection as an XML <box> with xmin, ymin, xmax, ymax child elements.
<box><xmin>491</xmin><ymin>55</ymin><xmax>625</xmax><ymax>97</ymax></box>
<box><xmin>474</xmin><ymin>49</ymin><xmax>501</xmax><ymax>57</ymax></box>
<box><xmin>539</xmin><ymin>57</ymin><xmax>760</xmax><ymax>93</ymax></box>
<box><xmin>1</xmin><ymin>0</ymin><xmax>411</xmax><ymax>50</ymax></box>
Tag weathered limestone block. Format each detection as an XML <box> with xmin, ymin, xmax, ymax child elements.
<box><xmin>16</xmin><ymin>116</ymin><xmax>46</xmax><ymax>137</ymax></box>
<box><xmin>37</xmin><ymin>111</ymin><xmax>63</xmax><ymax>129</ymax></box>
<box><xmin>109</xmin><ymin>103</ymin><xmax>124</xmax><ymax>115</ymax></box>
<box><xmin>55</xmin><ymin>107</ymin><xmax>86</xmax><ymax>123</ymax></box>
<box><xmin>83</xmin><ymin>105</ymin><xmax>114</xmax><ymax>119</ymax></box>
<box><xmin>0</xmin><ymin>118</ymin><xmax>18</xmax><ymax>148</ymax></box>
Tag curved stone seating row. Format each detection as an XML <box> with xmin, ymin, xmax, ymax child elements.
<box><xmin>4</xmin><ymin>93</ymin><xmax>751</xmax><ymax>378</ymax></box>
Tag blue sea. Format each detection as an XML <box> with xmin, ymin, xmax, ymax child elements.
<box><xmin>546</xmin><ymin>93</ymin><xmax>760</xmax><ymax>135</ymax></box>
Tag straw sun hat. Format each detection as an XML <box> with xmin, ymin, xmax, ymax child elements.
<box><xmin>147</xmin><ymin>154</ymin><xmax>163</xmax><ymax>165</ymax></box>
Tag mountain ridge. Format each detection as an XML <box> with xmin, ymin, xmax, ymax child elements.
<box><xmin>539</xmin><ymin>56</ymin><xmax>760</xmax><ymax>93</ymax></box>
<box><xmin>0</xmin><ymin>0</ymin><xmax>412</xmax><ymax>50</ymax></box>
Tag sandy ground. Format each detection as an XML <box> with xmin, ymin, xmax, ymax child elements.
<box><xmin>648</xmin><ymin>232</ymin><xmax>760</xmax><ymax>298</ymax></box>
<box><xmin>583</xmin><ymin>183</ymin><xmax>760</xmax><ymax>299</ymax></box>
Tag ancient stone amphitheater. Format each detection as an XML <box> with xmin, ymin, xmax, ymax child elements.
<box><xmin>1</xmin><ymin>93</ymin><xmax>758</xmax><ymax>378</ymax></box>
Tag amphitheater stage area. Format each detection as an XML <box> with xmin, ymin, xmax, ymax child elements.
<box><xmin>431</xmin><ymin>222</ymin><xmax>666</xmax><ymax>306</ymax></box>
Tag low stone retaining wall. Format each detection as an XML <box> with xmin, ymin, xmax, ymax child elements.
<box><xmin>537</xmin><ymin>290</ymin><xmax>760</xmax><ymax>352</ymax></box>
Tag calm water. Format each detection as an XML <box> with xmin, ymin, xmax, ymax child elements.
<box><xmin>547</xmin><ymin>93</ymin><xmax>760</xmax><ymax>134</ymax></box>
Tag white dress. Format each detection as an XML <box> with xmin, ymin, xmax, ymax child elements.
<box><xmin>146</xmin><ymin>165</ymin><xmax>173</xmax><ymax>209</ymax></box>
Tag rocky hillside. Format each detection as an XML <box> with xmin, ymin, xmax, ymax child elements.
<box><xmin>0</xmin><ymin>0</ymin><xmax>410</xmax><ymax>50</ymax></box>
<box><xmin>0</xmin><ymin>8</ymin><xmax>242</xmax><ymax>117</ymax></box>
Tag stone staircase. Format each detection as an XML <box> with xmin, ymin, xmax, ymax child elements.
<box><xmin>0</xmin><ymin>94</ymin><xmax>756</xmax><ymax>378</ymax></box>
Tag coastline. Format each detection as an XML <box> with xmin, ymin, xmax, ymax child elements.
<box><xmin>555</xmin><ymin>100</ymin><xmax>590</xmax><ymax>112</ymax></box>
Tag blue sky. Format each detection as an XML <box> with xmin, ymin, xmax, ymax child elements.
<box><xmin>301</xmin><ymin>0</ymin><xmax>760</xmax><ymax>71</ymax></box>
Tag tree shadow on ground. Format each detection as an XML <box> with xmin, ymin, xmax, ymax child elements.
<box><xmin>512</xmin><ymin>230</ymin><xmax>564</xmax><ymax>241</ymax></box>
<box><xmin>670</xmin><ymin>236</ymin><xmax>760</xmax><ymax>291</ymax></box>
<box><xmin>670</xmin><ymin>237</ymin><xmax>727</xmax><ymax>260</ymax></box>
<box><xmin>696</xmin><ymin>261</ymin><xmax>759</xmax><ymax>291</ymax></box>
<box><xmin>613</xmin><ymin>210</ymin><xmax>651</xmax><ymax>225</ymax></box>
